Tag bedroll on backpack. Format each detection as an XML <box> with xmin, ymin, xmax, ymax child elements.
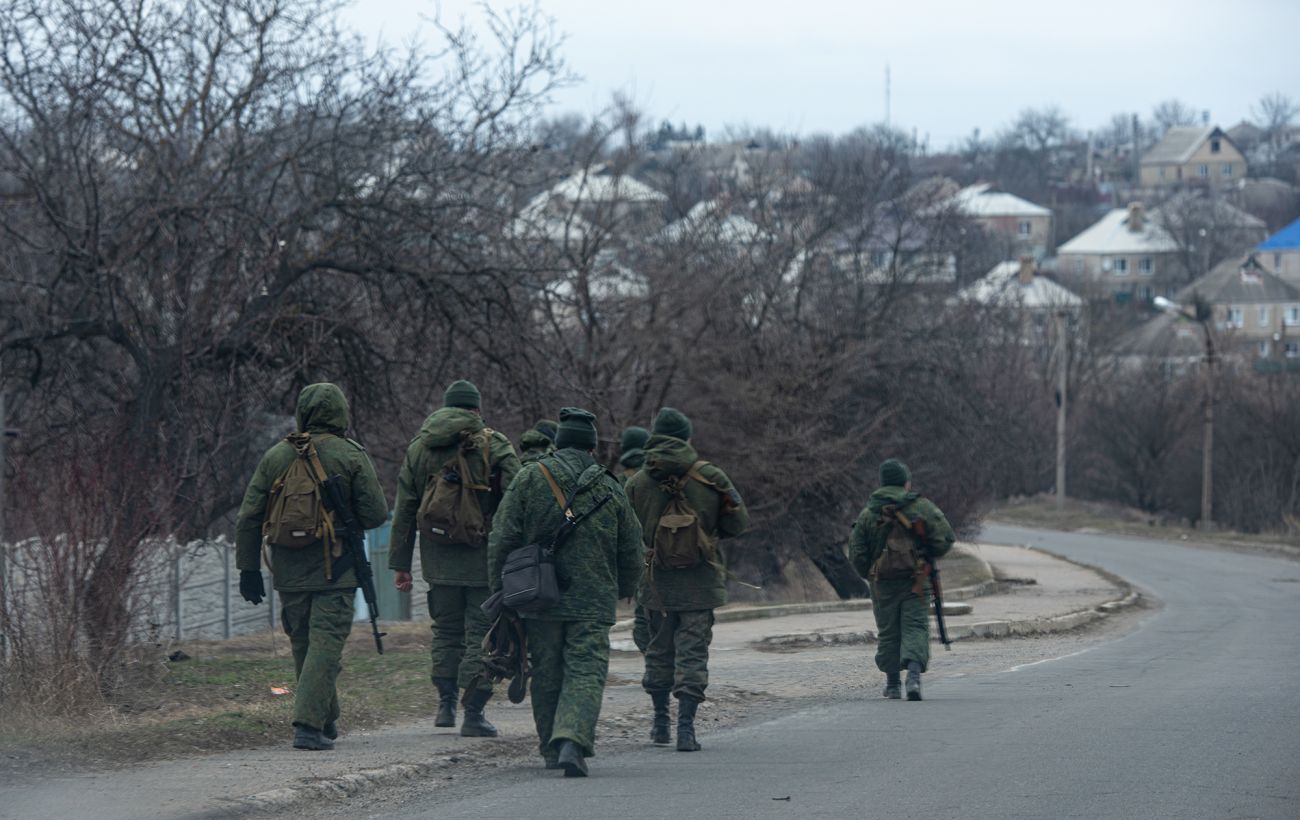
<box><xmin>264</xmin><ymin>435</ymin><xmax>331</xmax><ymax>549</ymax></box>
<box><xmin>652</xmin><ymin>468</ymin><xmax>717</xmax><ymax>571</ymax></box>
<box><xmin>417</xmin><ymin>431</ymin><xmax>491</xmax><ymax>548</ymax></box>
<box><xmin>872</xmin><ymin>516</ymin><xmax>921</xmax><ymax>581</ymax></box>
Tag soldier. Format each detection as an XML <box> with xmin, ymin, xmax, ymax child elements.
<box><xmin>235</xmin><ymin>383</ymin><xmax>390</xmax><ymax>751</ymax></box>
<box><xmin>518</xmin><ymin>419</ymin><xmax>558</xmax><ymax>465</ymax></box>
<box><xmin>389</xmin><ymin>380</ymin><xmax>521</xmax><ymax>736</ymax></box>
<box><xmin>627</xmin><ymin>408</ymin><xmax>749</xmax><ymax>752</ymax></box>
<box><xmin>487</xmin><ymin>407</ymin><xmax>643</xmax><ymax>777</ymax></box>
<box><xmin>848</xmin><ymin>459</ymin><xmax>955</xmax><ymax>701</ymax></box>
<box><xmin>617</xmin><ymin>425</ymin><xmax>649</xmax><ymax>485</ymax></box>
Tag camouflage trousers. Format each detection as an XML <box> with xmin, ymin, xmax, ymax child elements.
<box><xmin>869</xmin><ymin>578</ymin><xmax>932</xmax><ymax>674</ymax></box>
<box><xmin>524</xmin><ymin>619</ymin><xmax>611</xmax><ymax>758</ymax></box>
<box><xmin>280</xmin><ymin>589</ymin><xmax>355</xmax><ymax>731</ymax></box>
<box><xmin>427</xmin><ymin>584</ymin><xmax>493</xmax><ymax>693</ymax></box>
<box><xmin>641</xmin><ymin>608</ymin><xmax>715</xmax><ymax>702</ymax></box>
<box><xmin>631</xmin><ymin>604</ymin><xmax>651</xmax><ymax>652</ymax></box>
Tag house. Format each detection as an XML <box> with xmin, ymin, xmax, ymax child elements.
<box><xmin>1257</xmin><ymin>215</ymin><xmax>1300</xmax><ymax>287</ymax></box>
<box><xmin>1139</xmin><ymin>126</ymin><xmax>1246</xmax><ymax>189</ymax></box>
<box><xmin>1056</xmin><ymin>203</ymin><xmax>1180</xmax><ymax>301</ymax></box>
<box><xmin>952</xmin><ymin>183</ymin><xmax>1055</xmax><ymax>259</ymax></box>
<box><xmin>956</xmin><ymin>257</ymin><xmax>1082</xmax><ymax>312</ymax></box>
<box><xmin>660</xmin><ymin>199</ymin><xmax>768</xmax><ymax>246</ymax></box>
<box><xmin>523</xmin><ymin>164</ymin><xmax>668</xmax><ymax>236</ymax></box>
<box><xmin>1117</xmin><ymin>255</ymin><xmax>1300</xmax><ymax>363</ymax></box>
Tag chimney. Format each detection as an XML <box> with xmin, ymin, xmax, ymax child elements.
<box><xmin>1127</xmin><ymin>202</ymin><xmax>1145</xmax><ymax>233</ymax></box>
<box><xmin>1018</xmin><ymin>256</ymin><xmax>1035</xmax><ymax>285</ymax></box>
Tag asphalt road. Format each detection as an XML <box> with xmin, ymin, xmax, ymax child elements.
<box><xmin>383</xmin><ymin>525</ymin><xmax>1300</xmax><ymax>820</ymax></box>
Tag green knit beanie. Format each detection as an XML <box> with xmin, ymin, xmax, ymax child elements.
<box><xmin>620</xmin><ymin>426</ymin><xmax>650</xmax><ymax>454</ymax></box>
<box><xmin>651</xmin><ymin>407</ymin><xmax>692</xmax><ymax>441</ymax></box>
<box><xmin>555</xmin><ymin>407</ymin><xmax>598</xmax><ymax>451</ymax></box>
<box><xmin>879</xmin><ymin>458</ymin><xmax>911</xmax><ymax>487</ymax></box>
<box><xmin>533</xmin><ymin>419</ymin><xmax>558</xmax><ymax>443</ymax></box>
<box><xmin>443</xmin><ymin>379</ymin><xmax>481</xmax><ymax>409</ymax></box>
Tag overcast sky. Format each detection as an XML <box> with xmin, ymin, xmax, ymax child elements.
<box><xmin>339</xmin><ymin>0</ymin><xmax>1300</xmax><ymax>149</ymax></box>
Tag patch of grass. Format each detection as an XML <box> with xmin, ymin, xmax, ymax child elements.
<box><xmin>988</xmin><ymin>495</ymin><xmax>1300</xmax><ymax>557</ymax></box>
<box><xmin>0</xmin><ymin>622</ymin><xmax>444</xmax><ymax>768</ymax></box>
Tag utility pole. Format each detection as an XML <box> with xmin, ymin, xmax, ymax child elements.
<box><xmin>0</xmin><ymin>356</ymin><xmax>7</xmax><ymax>662</ymax></box>
<box><xmin>1200</xmin><ymin>325</ymin><xmax>1216</xmax><ymax>530</ymax></box>
<box><xmin>884</xmin><ymin>64</ymin><xmax>891</xmax><ymax>128</ymax></box>
<box><xmin>1055</xmin><ymin>311</ymin><xmax>1069</xmax><ymax>510</ymax></box>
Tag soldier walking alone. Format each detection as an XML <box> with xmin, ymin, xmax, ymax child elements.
<box><xmin>849</xmin><ymin>459</ymin><xmax>954</xmax><ymax>701</ymax></box>
<box><xmin>626</xmin><ymin>408</ymin><xmax>749</xmax><ymax>751</ymax></box>
<box><xmin>235</xmin><ymin>383</ymin><xmax>390</xmax><ymax>750</ymax></box>
<box><xmin>389</xmin><ymin>380</ymin><xmax>521</xmax><ymax>736</ymax></box>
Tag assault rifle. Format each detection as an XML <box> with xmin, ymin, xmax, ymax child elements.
<box><xmin>320</xmin><ymin>474</ymin><xmax>387</xmax><ymax>654</ymax></box>
<box><xmin>890</xmin><ymin>507</ymin><xmax>952</xmax><ymax>652</ymax></box>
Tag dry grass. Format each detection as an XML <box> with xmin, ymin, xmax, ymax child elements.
<box><xmin>0</xmin><ymin>622</ymin><xmax>443</xmax><ymax>768</ymax></box>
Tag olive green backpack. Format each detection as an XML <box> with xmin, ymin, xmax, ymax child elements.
<box><xmin>871</xmin><ymin>502</ymin><xmax>923</xmax><ymax>581</ymax></box>
<box><xmin>651</xmin><ymin>461</ymin><xmax>720</xmax><ymax>571</ymax></box>
<box><xmin>417</xmin><ymin>429</ymin><xmax>493</xmax><ymax>548</ymax></box>
<box><xmin>263</xmin><ymin>433</ymin><xmax>335</xmax><ymax>549</ymax></box>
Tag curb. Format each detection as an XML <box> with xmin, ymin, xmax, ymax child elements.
<box><xmin>610</xmin><ymin>578</ymin><xmax>1001</xmax><ymax>633</ymax></box>
<box><xmin>754</xmin><ymin>555</ymin><xmax>1143</xmax><ymax>650</ymax></box>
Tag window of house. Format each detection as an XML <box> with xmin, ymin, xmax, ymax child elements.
<box><xmin>1276</xmin><ymin>253</ymin><xmax>1284</xmax><ymax>270</ymax></box>
<box><xmin>1018</xmin><ymin>220</ymin><xmax>1032</xmax><ymax>236</ymax></box>
<box><xmin>1114</xmin><ymin>257</ymin><xmax>1128</xmax><ymax>274</ymax></box>
<box><xmin>1222</xmin><ymin>163</ymin><xmax>1233</xmax><ymax>177</ymax></box>
<box><xmin>1288</xmin><ymin>341</ymin><xmax>1300</xmax><ymax>359</ymax></box>
<box><xmin>1259</xmin><ymin>305</ymin><xmax>1271</xmax><ymax>326</ymax></box>
<box><xmin>1139</xmin><ymin>285</ymin><xmax>1154</xmax><ymax>301</ymax></box>
<box><xmin>1288</xmin><ymin>305</ymin><xmax>1300</xmax><ymax>326</ymax></box>
<box><xmin>1158</xmin><ymin>167</ymin><xmax>1166</xmax><ymax>180</ymax></box>
<box><xmin>1139</xmin><ymin>257</ymin><xmax>1153</xmax><ymax>275</ymax></box>
<box><xmin>1211</xmin><ymin>139</ymin><xmax>1221</xmax><ymax>153</ymax></box>
<box><xmin>1074</xmin><ymin>257</ymin><xmax>1085</xmax><ymax>274</ymax></box>
<box><xmin>1259</xmin><ymin>341</ymin><xmax>1271</xmax><ymax>358</ymax></box>
<box><xmin>1226</xmin><ymin>307</ymin><xmax>1244</xmax><ymax>328</ymax></box>
<box><xmin>1198</xmin><ymin>164</ymin><xmax>1209</xmax><ymax>177</ymax></box>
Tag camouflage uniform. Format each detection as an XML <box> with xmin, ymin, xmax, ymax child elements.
<box><xmin>487</xmin><ymin>447</ymin><xmax>643</xmax><ymax>762</ymax></box>
<box><xmin>627</xmin><ymin>434</ymin><xmax>748</xmax><ymax>704</ymax></box>
<box><xmin>235</xmin><ymin>384</ymin><xmax>389</xmax><ymax>736</ymax></box>
<box><xmin>389</xmin><ymin>407</ymin><xmax>521</xmax><ymax>697</ymax></box>
<box><xmin>517</xmin><ymin>423</ymin><xmax>557</xmax><ymax>465</ymax></box>
<box><xmin>848</xmin><ymin>484</ymin><xmax>954</xmax><ymax>677</ymax></box>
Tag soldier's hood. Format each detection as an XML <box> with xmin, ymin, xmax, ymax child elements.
<box><xmin>417</xmin><ymin>407</ymin><xmax>484</xmax><ymax>449</ymax></box>
<box><xmin>642</xmin><ymin>435</ymin><xmax>698</xmax><ymax>480</ymax></box>
<box><xmin>867</xmin><ymin>484</ymin><xmax>920</xmax><ymax>514</ymax></box>
<box><xmin>619</xmin><ymin>448</ymin><xmax>646</xmax><ymax>469</ymax></box>
<box><xmin>296</xmin><ymin>383</ymin><xmax>350</xmax><ymax>436</ymax></box>
<box><xmin>519</xmin><ymin>428</ymin><xmax>554</xmax><ymax>450</ymax></box>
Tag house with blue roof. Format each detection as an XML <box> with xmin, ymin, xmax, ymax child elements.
<box><xmin>1258</xmin><ymin>216</ymin><xmax>1300</xmax><ymax>287</ymax></box>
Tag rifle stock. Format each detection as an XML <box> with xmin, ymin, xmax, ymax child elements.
<box><xmin>320</xmin><ymin>475</ymin><xmax>386</xmax><ymax>654</ymax></box>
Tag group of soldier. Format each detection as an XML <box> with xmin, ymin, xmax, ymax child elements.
<box><xmin>234</xmin><ymin>379</ymin><xmax>954</xmax><ymax>778</ymax></box>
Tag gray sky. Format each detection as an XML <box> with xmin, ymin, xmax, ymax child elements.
<box><xmin>340</xmin><ymin>0</ymin><xmax>1300</xmax><ymax>148</ymax></box>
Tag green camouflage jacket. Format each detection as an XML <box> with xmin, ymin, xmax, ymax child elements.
<box><xmin>389</xmin><ymin>408</ymin><xmax>522</xmax><ymax>586</ymax></box>
<box><xmin>517</xmin><ymin>428</ymin><xmax>556</xmax><ymax>465</ymax></box>
<box><xmin>628</xmin><ymin>435</ymin><xmax>749</xmax><ymax>612</ymax></box>
<box><xmin>487</xmin><ymin>449</ymin><xmax>644</xmax><ymax>624</ymax></box>
<box><xmin>848</xmin><ymin>485</ymin><xmax>955</xmax><ymax>583</ymax></box>
<box><xmin>235</xmin><ymin>384</ymin><xmax>390</xmax><ymax>592</ymax></box>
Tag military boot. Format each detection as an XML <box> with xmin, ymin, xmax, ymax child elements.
<box><xmin>676</xmin><ymin>696</ymin><xmax>702</xmax><ymax>752</ymax></box>
<box><xmin>556</xmin><ymin>740</ymin><xmax>588</xmax><ymax>778</ymax></box>
<box><xmin>882</xmin><ymin>673</ymin><xmax>902</xmax><ymax>699</ymax></box>
<box><xmin>292</xmin><ymin>725</ymin><xmax>334</xmax><ymax>751</ymax></box>
<box><xmin>434</xmin><ymin>677</ymin><xmax>458</xmax><ymax>728</ymax></box>
<box><xmin>459</xmin><ymin>689</ymin><xmax>499</xmax><ymax>737</ymax></box>
<box><xmin>905</xmin><ymin>661</ymin><xmax>923</xmax><ymax>701</ymax></box>
<box><xmin>649</xmin><ymin>691</ymin><xmax>672</xmax><ymax>745</ymax></box>
<box><xmin>323</xmin><ymin>720</ymin><xmax>338</xmax><ymax>740</ymax></box>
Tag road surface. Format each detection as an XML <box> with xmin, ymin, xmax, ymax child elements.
<box><xmin>378</xmin><ymin>525</ymin><xmax>1300</xmax><ymax>820</ymax></box>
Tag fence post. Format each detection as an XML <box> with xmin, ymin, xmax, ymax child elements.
<box><xmin>173</xmin><ymin>553</ymin><xmax>183</xmax><ymax>642</ymax></box>
<box><xmin>223</xmin><ymin>541</ymin><xmax>232</xmax><ymax>640</ymax></box>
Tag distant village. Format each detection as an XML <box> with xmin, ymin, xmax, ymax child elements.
<box><xmin>515</xmin><ymin>108</ymin><xmax>1300</xmax><ymax>371</ymax></box>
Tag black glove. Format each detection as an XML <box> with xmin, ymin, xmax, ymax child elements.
<box><xmin>239</xmin><ymin>570</ymin><xmax>266</xmax><ymax>605</ymax></box>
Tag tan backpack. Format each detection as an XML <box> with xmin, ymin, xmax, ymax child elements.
<box><xmin>417</xmin><ymin>429</ymin><xmax>492</xmax><ymax>548</ymax></box>
<box><xmin>871</xmin><ymin>503</ymin><xmax>923</xmax><ymax>581</ymax></box>
<box><xmin>263</xmin><ymin>434</ymin><xmax>335</xmax><ymax>549</ymax></box>
<box><xmin>651</xmin><ymin>461</ymin><xmax>719</xmax><ymax>571</ymax></box>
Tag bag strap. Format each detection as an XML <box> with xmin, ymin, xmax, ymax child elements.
<box><xmin>537</xmin><ymin>463</ymin><xmax>576</xmax><ymax>522</ymax></box>
<box><xmin>288</xmin><ymin>432</ymin><xmax>341</xmax><ymax>578</ymax></box>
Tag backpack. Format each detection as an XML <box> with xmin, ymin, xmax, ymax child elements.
<box><xmin>263</xmin><ymin>433</ymin><xmax>335</xmax><ymax>549</ymax></box>
<box><xmin>871</xmin><ymin>502</ymin><xmax>923</xmax><ymax>581</ymax></box>
<box><xmin>651</xmin><ymin>461</ymin><xmax>719</xmax><ymax>571</ymax></box>
<box><xmin>417</xmin><ymin>429</ymin><xmax>493</xmax><ymax>548</ymax></box>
